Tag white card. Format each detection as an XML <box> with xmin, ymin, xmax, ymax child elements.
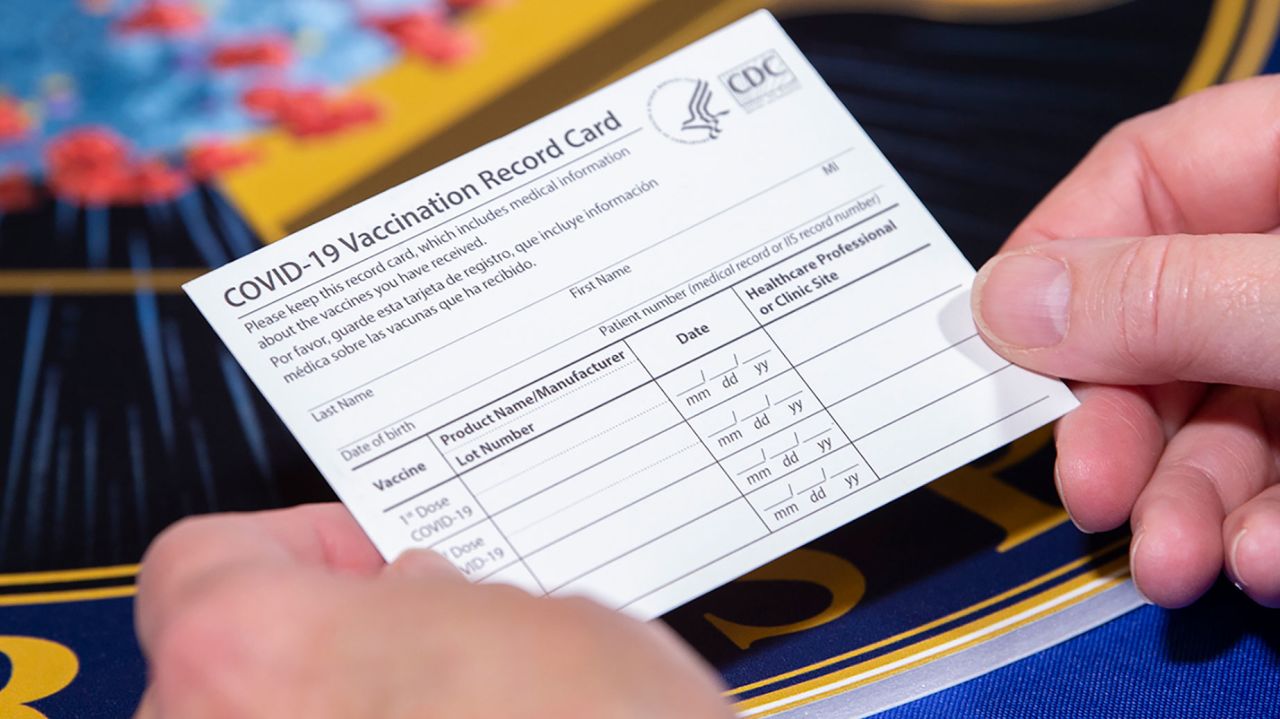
<box><xmin>185</xmin><ymin>11</ymin><xmax>1077</xmax><ymax>619</ymax></box>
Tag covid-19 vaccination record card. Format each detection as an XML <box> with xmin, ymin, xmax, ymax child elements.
<box><xmin>185</xmin><ymin>11</ymin><xmax>1078</xmax><ymax>619</ymax></box>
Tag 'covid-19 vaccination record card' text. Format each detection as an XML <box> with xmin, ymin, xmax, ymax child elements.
<box><xmin>185</xmin><ymin>11</ymin><xmax>1077</xmax><ymax>619</ymax></box>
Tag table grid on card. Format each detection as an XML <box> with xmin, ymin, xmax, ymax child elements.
<box><xmin>370</xmin><ymin>199</ymin><xmax>1054</xmax><ymax>608</ymax></box>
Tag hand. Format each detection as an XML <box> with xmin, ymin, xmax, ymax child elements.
<box><xmin>971</xmin><ymin>75</ymin><xmax>1280</xmax><ymax>608</ymax></box>
<box><xmin>133</xmin><ymin>503</ymin><xmax>733</xmax><ymax>718</ymax></box>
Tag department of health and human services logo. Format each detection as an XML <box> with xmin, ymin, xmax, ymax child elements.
<box><xmin>647</xmin><ymin>77</ymin><xmax>730</xmax><ymax>143</ymax></box>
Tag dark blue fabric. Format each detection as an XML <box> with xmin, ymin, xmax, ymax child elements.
<box><xmin>874</xmin><ymin>580</ymin><xmax>1280</xmax><ymax>718</ymax></box>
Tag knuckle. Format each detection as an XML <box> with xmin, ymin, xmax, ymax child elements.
<box><xmin>1107</xmin><ymin>236</ymin><xmax>1199</xmax><ymax>376</ymax></box>
<box><xmin>141</xmin><ymin>513</ymin><xmax>239</xmax><ymax>569</ymax></box>
<box><xmin>1235</xmin><ymin>488</ymin><xmax>1280</xmax><ymax>523</ymax></box>
<box><xmin>1097</xmin><ymin>113</ymin><xmax>1146</xmax><ymax>148</ymax></box>
<box><xmin>536</xmin><ymin>596</ymin><xmax>627</xmax><ymax>647</ymax></box>
<box><xmin>149</xmin><ymin>572</ymin><xmax>316</xmax><ymax>713</ymax></box>
<box><xmin>136</xmin><ymin>515</ymin><xmax>220</xmax><ymax>598</ymax></box>
<box><xmin>475</xmin><ymin>580</ymin><xmax>545</xmax><ymax>611</ymax></box>
<box><xmin>141</xmin><ymin>515</ymin><xmax>204</xmax><ymax>564</ymax></box>
<box><xmin>156</xmin><ymin>571</ymin><xmax>263</xmax><ymax>659</ymax></box>
<box><xmin>549</xmin><ymin>594</ymin><xmax>609</xmax><ymax>618</ymax></box>
<box><xmin>148</xmin><ymin>585</ymin><xmax>250</xmax><ymax>709</ymax></box>
<box><xmin>549</xmin><ymin>595</ymin><xmax>633</xmax><ymax>634</ymax></box>
<box><xmin>1096</xmin><ymin>113</ymin><xmax>1186</xmax><ymax>234</ymax></box>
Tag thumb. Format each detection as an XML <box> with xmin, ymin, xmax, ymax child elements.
<box><xmin>383</xmin><ymin>548</ymin><xmax>466</xmax><ymax>582</ymax></box>
<box><xmin>971</xmin><ymin>234</ymin><xmax>1280</xmax><ymax>389</ymax></box>
<box><xmin>133</xmin><ymin>689</ymin><xmax>160</xmax><ymax>719</ymax></box>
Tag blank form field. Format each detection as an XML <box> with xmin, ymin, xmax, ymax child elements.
<box><xmin>851</xmin><ymin>366</ymin><xmax>1060</xmax><ymax>478</ymax></box>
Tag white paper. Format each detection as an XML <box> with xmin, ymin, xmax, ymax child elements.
<box><xmin>184</xmin><ymin>11</ymin><xmax>1077</xmax><ymax>619</ymax></box>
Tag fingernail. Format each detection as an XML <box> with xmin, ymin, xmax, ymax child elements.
<box><xmin>1054</xmin><ymin>462</ymin><xmax>1092</xmax><ymax>534</ymax></box>
<box><xmin>1228</xmin><ymin>528</ymin><xmax>1249</xmax><ymax>591</ymax></box>
<box><xmin>1129</xmin><ymin>530</ymin><xmax>1152</xmax><ymax>604</ymax></box>
<box><xmin>975</xmin><ymin>253</ymin><xmax>1070</xmax><ymax>348</ymax></box>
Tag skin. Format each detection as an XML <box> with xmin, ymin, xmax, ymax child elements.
<box><xmin>971</xmin><ymin>75</ymin><xmax>1280</xmax><ymax>609</ymax></box>
<box><xmin>133</xmin><ymin>74</ymin><xmax>1280</xmax><ymax>718</ymax></box>
<box><xmin>132</xmin><ymin>504</ymin><xmax>735</xmax><ymax>718</ymax></box>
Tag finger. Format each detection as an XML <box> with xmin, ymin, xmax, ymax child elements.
<box><xmin>1130</xmin><ymin>389</ymin><xmax>1276</xmax><ymax>607</ymax></box>
<box><xmin>133</xmin><ymin>688</ymin><xmax>159</xmax><ymax>719</ymax></box>
<box><xmin>1006</xmin><ymin>75</ymin><xmax>1280</xmax><ymax>249</ymax></box>
<box><xmin>972</xmin><ymin>234</ymin><xmax>1280</xmax><ymax>389</ymax></box>
<box><xmin>1142</xmin><ymin>381</ymin><xmax>1209</xmax><ymax>442</ymax></box>
<box><xmin>383</xmin><ymin>548</ymin><xmax>465</xmax><ymax>582</ymax></box>
<box><xmin>1224</xmin><ymin>484</ymin><xmax>1280</xmax><ymax>608</ymax></box>
<box><xmin>136</xmin><ymin>503</ymin><xmax>382</xmax><ymax>650</ymax></box>
<box><xmin>255</xmin><ymin>502</ymin><xmax>385</xmax><ymax>573</ymax></box>
<box><xmin>1054</xmin><ymin>384</ymin><xmax>1165</xmax><ymax>532</ymax></box>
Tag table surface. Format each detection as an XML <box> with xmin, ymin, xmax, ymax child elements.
<box><xmin>878</xmin><ymin>580</ymin><xmax>1279</xmax><ymax>718</ymax></box>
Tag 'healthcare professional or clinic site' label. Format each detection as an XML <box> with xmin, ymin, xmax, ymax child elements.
<box><xmin>185</xmin><ymin>11</ymin><xmax>1078</xmax><ymax>619</ymax></box>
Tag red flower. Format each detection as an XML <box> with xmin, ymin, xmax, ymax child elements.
<box><xmin>211</xmin><ymin>37</ymin><xmax>293</xmax><ymax>69</ymax></box>
<box><xmin>128</xmin><ymin>159</ymin><xmax>190</xmax><ymax>203</ymax></box>
<box><xmin>42</xmin><ymin>128</ymin><xmax>206</xmax><ymax>205</ymax></box>
<box><xmin>0</xmin><ymin>171</ymin><xmax>38</xmax><ymax>213</ymax></box>
<box><xmin>115</xmin><ymin>2</ymin><xmax>204</xmax><ymax>36</ymax></box>
<box><xmin>240</xmin><ymin>85</ymin><xmax>299</xmax><ymax>116</ymax></box>
<box><xmin>279</xmin><ymin>94</ymin><xmax>380</xmax><ymax>138</ymax></box>
<box><xmin>49</xmin><ymin>164</ymin><xmax>132</xmax><ymax>206</ymax></box>
<box><xmin>242</xmin><ymin>86</ymin><xmax>381</xmax><ymax>138</ymax></box>
<box><xmin>367</xmin><ymin>10</ymin><xmax>475</xmax><ymax>64</ymax></box>
<box><xmin>45</xmin><ymin>127</ymin><xmax>135</xmax><ymax>205</ymax></box>
<box><xmin>46</xmin><ymin>127</ymin><xmax>129</xmax><ymax>178</ymax></box>
<box><xmin>0</xmin><ymin>97</ymin><xmax>30</xmax><ymax>143</ymax></box>
<box><xmin>186</xmin><ymin>140</ymin><xmax>259</xmax><ymax>180</ymax></box>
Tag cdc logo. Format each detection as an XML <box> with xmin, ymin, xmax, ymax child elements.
<box><xmin>718</xmin><ymin>49</ymin><xmax>800</xmax><ymax>112</ymax></box>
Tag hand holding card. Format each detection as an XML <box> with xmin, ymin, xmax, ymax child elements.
<box><xmin>134</xmin><ymin>504</ymin><xmax>733</xmax><ymax>718</ymax></box>
<box><xmin>184</xmin><ymin>11</ymin><xmax>1076</xmax><ymax>618</ymax></box>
